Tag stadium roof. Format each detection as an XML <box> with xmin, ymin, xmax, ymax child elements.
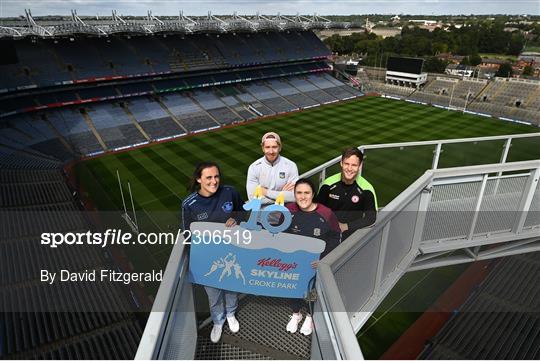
<box><xmin>0</xmin><ymin>9</ymin><xmax>363</xmax><ymax>38</ymax></box>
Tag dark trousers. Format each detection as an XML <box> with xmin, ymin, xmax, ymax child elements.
<box><xmin>289</xmin><ymin>298</ymin><xmax>306</xmax><ymax>314</ymax></box>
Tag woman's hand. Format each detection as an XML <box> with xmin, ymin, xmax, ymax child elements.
<box><xmin>310</xmin><ymin>260</ymin><xmax>319</xmax><ymax>269</ymax></box>
<box><xmin>225</xmin><ymin>218</ymin><xmax>237</xmax><ymax>227</ymax></box>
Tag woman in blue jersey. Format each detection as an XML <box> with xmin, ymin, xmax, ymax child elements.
<box><xmin>285</xmin><ymin>178</ymin><xmax>341</xmax><ymax>336</ymax></box>
<box><xmin>182</xmin><ymin>161</ymin><xmax>244</xmax><ymax>343</ymax></box>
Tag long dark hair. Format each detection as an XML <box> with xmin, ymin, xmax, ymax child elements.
<box><xmin>188</xmin><ymin>161</ymin><xmax>221</xmax><ymax>192</ymax></box>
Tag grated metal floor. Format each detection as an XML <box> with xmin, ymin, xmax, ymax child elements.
<box><xmin>195</xmin><ymin>295</ymin><xmax>311</xmax><ymax>360</ymax></box>
<box><xmin>195</xmin><ymin>337</ymin><xmax>272</xmax><ymax>360</ymax></box>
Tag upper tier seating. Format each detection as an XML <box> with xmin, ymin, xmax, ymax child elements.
<box><xmin>126</xmin><ymin>97</ymin><xmax>185</xmax><ymax>140</ymax></box>
<box><xmin>1</xmin><ymin>73</ymin><xmax>361</xmax><ymax>159</ymax></box>
<box><xmin>0</xmin><ymin>31</ymin><xmax>331</xmax><ymax>92</ymax></box>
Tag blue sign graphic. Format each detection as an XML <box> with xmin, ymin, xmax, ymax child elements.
<box><xmin>188</xmin><ymin>222</ymin><xmax>326</xmax><ymax>298</ymax></box>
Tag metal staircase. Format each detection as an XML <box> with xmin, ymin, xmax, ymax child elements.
<box><xmin>135</xmin><ymin>133</ymin><xmax>540</xmax><ymax>360</ymax></box>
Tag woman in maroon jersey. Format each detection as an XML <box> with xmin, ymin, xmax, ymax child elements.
<box><xmin>284</xmin><ymin>178</ymin><xmax>341</xmax><ymax>336</ymax></box>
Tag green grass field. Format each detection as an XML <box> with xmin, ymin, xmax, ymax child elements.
<box><xmin>75</xmin><ymin>95</ymin><xmax>538</xmax><ymax>226</ymax></box>
<box><xmin>73</xmin><ymin>96</ymin><xmax>538</xmax><ymax>356</ymax></box>
<box><xmin>73</xmin><ymin>95</ymin><xmax>539</xmax><ymax>271</ymax></box>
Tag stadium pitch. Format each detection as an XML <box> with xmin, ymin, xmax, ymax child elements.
<box><xmin>74</xmin><ymin>95</ymin><xmax>538</xmax><ymax>220</ymax></box>
<box><xmin>72</xmin><ymin>95</ymin><xmax>538</xmax><ymax>356</ymax></box>
<box><xmin>72</xmin><ymin>96</ymin><xmax>539</xmax><ymax>266</ymax></box>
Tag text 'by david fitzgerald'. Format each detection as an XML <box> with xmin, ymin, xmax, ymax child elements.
<box><xmin>40</xmin><ymin>269</ymin><xmax>163</xmax><ymax>285</ymax></box>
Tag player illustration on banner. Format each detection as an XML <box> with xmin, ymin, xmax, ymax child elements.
<box><xmin>188</xmin><ymin>186</ymin><xmax>326</xmax><ymax>299</ymax></box>
<box><xmin>204</xmin><ymin>253</ymin><xmax>246</xmax><ymax>285</ymax></box>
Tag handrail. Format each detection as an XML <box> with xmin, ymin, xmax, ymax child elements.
<box><xmin>316</xmin><ymin>159</ymin><xmax>540</xmax><ymax>343</ymax></box>
<box><xmin>301</xmin><ymin>132</ymin><xmax>540</xmax><ymax>179</ymax></box>
<box><xmin>324</xmin><ymin>160</ymin><xmax>540</xmax><ymax>272</ymax></box>
<box><xmin>323</xmin><ymin>170</ymin><xmax>434</xmax><ymax>271</ymax></box>
<box><xmin>136</xmin><ymin>149</ymin><xmax>540</xmax><ymax>360</ymax></box>
<box><xmin>317</xmin><ymin>263</ymin><xmax>365</xmax><ymax>359</ymax></box>
<box><xmin>430</xmin><ymin>159</ymin><xmax>540</xmax><ymax>177</ymax></box>
<box><xmin>135</xmin><ymin>236</ymin><xmax>187</xmax><ymax>360</ymax></box>
<box><xmin>359</xmin><ymin>132</ymin><xmax>539</xmax><ymax>150</ymax></box>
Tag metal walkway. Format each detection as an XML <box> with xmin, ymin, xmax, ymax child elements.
<box><xmin>195</xmin><ymin>296</ymin><xmax>311</xmax><ymax>360</ymax></box>
<box><xmin>136</xmin><ymin>133</ymin><xmax>540</xmax><ymax>360</ymax></box>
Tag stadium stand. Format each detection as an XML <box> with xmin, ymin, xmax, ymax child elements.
<box><xmin>366</xmin><ymin>70</ymin><xmax>540</xmax><ymax>125</ymax></box>
<box><xmin>46</xmin><ymin>108</ymin><xmax>105</xmax><ymax>155</ymax></box>
<box><xmin>2</xmin><ymin>19</ymin><xmax>540</xmax><ymax>360</ymax></box>
<box><xmin>421</xmin><ymin>252</ymin><xmax>540</xmax><ymax>359</ymax></box>
<box><xmin>0</xmin><ymin>145</ymin><xmax>63</xmax><ymax>170</ymax></box>
<box><xmin>0</xmin><ymin>25</ymin><xmax>365</xmax><ymax>361</ymax></box>
<box><xmin>371</xmin><ymin>82</ymin><xmax>417</xmax><ymax>97</ymax></box>
<box><xmin>0</xmin><ymin>31</ymin><xmax>329</xmax><ymax>92</ymax></box>
<box><xmin>2</xmin><ymin>113</ymin><xmax>72</xmax><ymax>161</ymax></box>
<box><xmin>125</xmin><ymin>97</ymin><xmax>185</xmax><ymax>140</ymax></box>
<box><xmin>0</xmin><ymin>61</ymin><xmax>332</xmax><ymax>118</ymax></box>
<box><xmin>241</xmin><ymin>81</ymin><xmax>297</xmax><ymax>113</ymax></box>
<box><xmin>468</xmin><ymin>78</ymin><xmax>540</xmax><ymax>123</ymax></box>
<box><xmin>206</xmin><ymin>106</ymin><xmax>243</xmax><ymax>125</ymax></box>
<box><xmin>84</xmin><ymin>102</ymin><xmax>147</xmax><ymax>150</ymax></box>
<box><xmin>261</xmin><ymin>96</ymin><xmax>298</xmax><ymax>113</ymax></box>
<box><xmin>1</xmin><ymin>69</ymin><xmax>363</xmax><ymax>161</ymax></box>
<box><xmin>0</xmin><ymin>163</ymin><xmax>142</xmax><ymax>359</ymax></box>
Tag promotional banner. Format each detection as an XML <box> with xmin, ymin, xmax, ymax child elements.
<box><xmin>188</xmin><ymin>221</ymin><xmax>326</xmax><ymax>298</ymax></box>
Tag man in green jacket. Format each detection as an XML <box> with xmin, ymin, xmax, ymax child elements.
<box><xmin>315</xmin><ymin>147</ymin><xmax>377</xmax><ymax>240</ymax></box>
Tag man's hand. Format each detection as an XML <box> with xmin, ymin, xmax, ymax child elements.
<box><xmin>282</xmin><ymin>182</ymin><xmax>295</xmax><ymax>192</ymax></box>
<box><xmin>225</xmin><ymin>218</ymin><xmax>237</xmax><ymax>227</ymax></box>
<box><xmin>339</xmin><ymin>222</ymin><xmax>349</xmax><ymax>232</ymax></box>
<box><xmin>310</xmin><ymin>260</ymin><xmax>320</xmax><ymax>269</ymax></box>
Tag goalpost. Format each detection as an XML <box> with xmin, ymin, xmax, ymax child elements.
<box><xmin>116</xmin><ymin>169</ymin><xmax>139</xmax><ymax>234</ymax></box>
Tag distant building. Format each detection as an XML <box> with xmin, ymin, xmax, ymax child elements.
<box><xmin>437</xmin><ymin>53</ymin><xmax>465</xmax><ymax>64</ymax></box>
<box><xmin>409</xmin><ymin>19</ymin><xmax>437</xmax><ymax>26</ymax></box>
<box><xmin>371</xmin><ymin>27</ymin><xmax>401</xmax><ymax>38</ymax></box>
<box><xmin>480</xmin><ymin>58</ymin><xmax>506</xmax><ymax>69</ymax></box>
<box><xmin>519</xmin><ymin>52</ymin><xmax>540</xmax><ymax>63</ymax></box>
<box><xmin>408</xmin><ymin>19</ymin><xmax>441</xmax><ymax>31</ymax></box>
<box><xmin>446</xmin><ymin>64</ymin><xmax>475</xmax><ymax>77</ymax></box>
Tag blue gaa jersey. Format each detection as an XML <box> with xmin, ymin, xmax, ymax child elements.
<box><xmin>181</xmin><ymin>185</ymin><xmax>244</xmax><ymax>231</ymax></box>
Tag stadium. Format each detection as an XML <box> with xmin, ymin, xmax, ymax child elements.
<box><xmin>0</xmin><ymin>8</ymin><xmax>539</xmax><ymax>360</ymax></box>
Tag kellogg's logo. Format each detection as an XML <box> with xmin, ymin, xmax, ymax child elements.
<box><xmin>257</xmin><ymin>257</ymin><xmax>297</xmax><ymax>272</ymax></box>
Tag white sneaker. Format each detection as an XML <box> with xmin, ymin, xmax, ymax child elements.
<box><xmin>286</xmin><ymin>313</ymin><xmax>303</xmax><ymax>333</ymax></box>
<box><xmin>300</xmin><ymin>315</ymin><xmax>313</xmax><ymax>336</ymax></box>
<box><xmin>210</xmin><ymin>323</ymin><xmax>223</xmax><ymax>343</ymax></box>
<box><xmin>227</xmin><ymin>315</ymin><xmax>240</xmax><ymax>333</ymax></box>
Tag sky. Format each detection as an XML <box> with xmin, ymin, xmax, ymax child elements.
<box><xmin>0</xmin><ymin>0</ymin><xmax>538</xmax><ymax>18</ymax></box>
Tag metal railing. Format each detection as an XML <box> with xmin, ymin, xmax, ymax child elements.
<box><xmin>135</xmin><ymin>241</ymin><xmax>196</xmax><ymax>360</ymax></box>
<box><xmin>312</xmin><ymin>159</ymin><xmax>540</xmax><ymax>358</ymax></box>
<box><xmin>136</xmin><ymin>133</ymin><xmax>540</xmax><ymax>360</ymax></box>
<box><xmin>301</xmin><ymin>133</ymin><xmax>540</xmax><ymax>198</ymax></box>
